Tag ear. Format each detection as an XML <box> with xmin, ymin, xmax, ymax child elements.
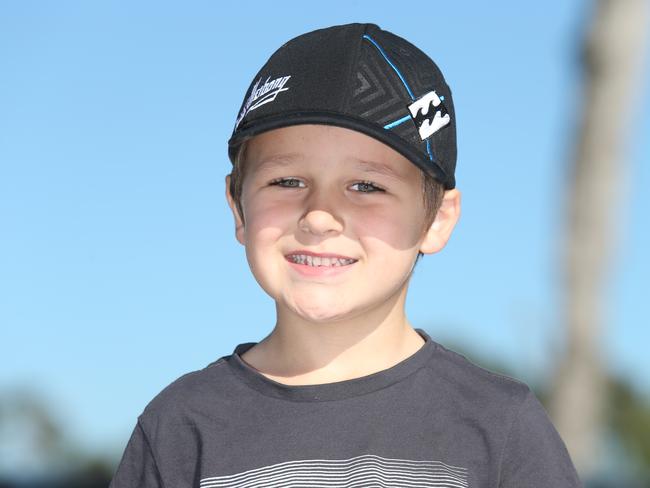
<box><xmin>225</xmin><ymin>174</ymin><xmax>246</xmax><ymax>245</ymax></box>
<box><xmin>419</xmin><ymin>189</ymin><xmax>461</xmax><ymax>254</ymax></box>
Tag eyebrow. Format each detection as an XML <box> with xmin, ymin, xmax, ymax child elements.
<box><xmin>254</xmin><ymin>153</ymin><xmax>405</xmax><ymax>180</ymax></box>
<box><xmin>254</xmin><ymin>153</ymin><xmax>303</xmax><ymax>172</ymax></box>
<box><xmin>352</xmin><ymin>158</ymin><xmax>405</xmax><ymax>180</ymax></box>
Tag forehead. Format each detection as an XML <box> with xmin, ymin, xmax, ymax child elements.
<box><xmin>244</xmin><ymin>124</ymin><xmax>420</xmax><ymax>180</ymax></box>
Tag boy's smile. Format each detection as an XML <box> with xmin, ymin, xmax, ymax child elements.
<box><xmin>285</xmin><ymin>249</ymin><xmax>358</xmax><ymax>277</ymax></box>
<box><xmin>226</xmin><ymin>124</ymin><xmax>460</xmax><ymax>325</ymax></box>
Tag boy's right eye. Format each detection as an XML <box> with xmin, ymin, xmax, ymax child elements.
<box><xmin>269</xmin><ymin>178</ymin><xmax>305</xmax><ymax>188</ymax></box>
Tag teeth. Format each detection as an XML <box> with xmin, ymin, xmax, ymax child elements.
<box><xmin>288</xmin><ymin>254</ymin><xmax>355</xmax><ymax>267</ymax></box>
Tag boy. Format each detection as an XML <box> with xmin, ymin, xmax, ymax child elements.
<box><xmin>110</xmin><ymin>23</ymin><xmax>582</xmax><ymax>487</ymax></box>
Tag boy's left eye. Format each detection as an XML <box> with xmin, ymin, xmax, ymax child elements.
<box><xmin>351</xmin><ymin>181</ymin><xmax>384</xmax><ymax>193</ymax></box>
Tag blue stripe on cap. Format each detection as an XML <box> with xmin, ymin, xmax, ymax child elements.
<box><xmin>426</xmin><ymin>139</ymin><xmax>434</xmax><ymax>161</ymax></box>
<box><xmin>362</xmin><ymin>34</ymin><xmax>415</xmax><ymax>101</ymax></box>
<box><xmin>363</xmin><ymin>34</ymin><xmax>435</xmax><ymax>163</ymax></box>
<box><xmin>383</xmin><ymin>114</ymin><xmax>411</xmax><ymax>130</ymax></box>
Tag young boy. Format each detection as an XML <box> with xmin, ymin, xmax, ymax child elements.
<box><xmin>110</xmin><ymin>23</ymin><xmax>582</xmax><ymax>487</ymax></box>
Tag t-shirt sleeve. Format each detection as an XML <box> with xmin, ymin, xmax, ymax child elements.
<box><xmin>498</xmin><ymin>387</ymin><xmax>583</xmax><ymax>487</ymax></box>
<box><xmin>109</xmin><ymin>418</ymin><xmax>165</xmax><ymax>488</ymax></box>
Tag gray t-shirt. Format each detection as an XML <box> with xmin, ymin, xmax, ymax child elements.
<box><xmin>109</xmin><ymin>328</ymin><xmax>582</xmax><ymax>487</ymax></box>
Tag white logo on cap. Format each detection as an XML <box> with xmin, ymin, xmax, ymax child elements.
<box><xmin>408</xmin><ymin>90</ymin><xmax>450</xmax><ymax>140</ymax></box>
<box><xmin>234</xmin><ymin>75</ymin><xmax>291</xmax><ymax>130</ymax></box>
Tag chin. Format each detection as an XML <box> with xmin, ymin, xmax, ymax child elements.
<box><xmin>293</xmin><ymin>306</ymin><xmax>348</xmax><ymax>323</ymax></box>
<box><xmin>288</xmin><ymin>299</ymin><xmax>357</xmax><ymax>324</ymax></box>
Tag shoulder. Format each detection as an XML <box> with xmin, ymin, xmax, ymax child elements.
<box><xmin>137</xmin><ymin>355</ymin><xmax>232</xmax><ymax>423</ymax></box>
<box><xmin>426</xmin><ymin>340</ymin><xmax>534</xmax><ymax>411</ymax></box>
<box><xmin>124</xmin><ymin>357</ymin><xmax>236</xmax><ymax>474</ymax></box>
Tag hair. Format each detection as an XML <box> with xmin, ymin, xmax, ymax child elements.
<box><xmin>228</xmin><ymin>137</ymin><xmax>446</xmax><ymax>263</ymax></box>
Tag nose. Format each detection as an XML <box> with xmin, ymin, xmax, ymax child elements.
<box><xmin>297</xmin><ymin>187</ymin><xmax>344</xmax><ymax>236</ymax></box>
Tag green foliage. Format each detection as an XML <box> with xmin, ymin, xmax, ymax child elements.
<box><xmin>606</xmin><ymin>376</ymin><xmax>650</xmax><ymax>478</ymax></box>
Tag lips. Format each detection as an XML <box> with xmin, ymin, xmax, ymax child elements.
<box><xmin>285</xmin><ymin>250</ymin><xmax>358</xmax><ymax>268</ymax></box>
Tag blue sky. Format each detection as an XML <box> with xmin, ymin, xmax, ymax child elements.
<box><xmin>1</xmin><ymin>1</ymin><xmax>648</xmax><ymax>467</ymax></box>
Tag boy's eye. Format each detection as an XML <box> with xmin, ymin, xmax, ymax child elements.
<box><xmin>351</xmin><ymin>181</ymin><xmax>385</xmax><ymax>193</ymax></box>
<box><xmin>269</xmin><ymin>178</ymin><xmax>305</xmax><ymax>188</ymax></box>
<box><xmin>268</xmin><ymin>178</ymin><xmax>384</xmax><ymax>193</ymax></box>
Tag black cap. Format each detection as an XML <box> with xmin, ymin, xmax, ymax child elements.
<box><xmin>227</xmin><ymin>22</ymin><xmax>457</xmax><ymax>189</ymax></box>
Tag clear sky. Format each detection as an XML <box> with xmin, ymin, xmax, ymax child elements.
<box><xmin>1</xmin><ymin>0</ymin><xmax>648</xmax><ymax>469</ymax></box>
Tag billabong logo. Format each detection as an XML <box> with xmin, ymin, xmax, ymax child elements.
<box><xmin>234</xmin><ymin>75</ymin><xmax>291</xmax><ymax>130</ymax></box>
<box><xmin>408</xmin><ymin>90</ymin><xmax>450</xmax><ymax>140</ymax></box>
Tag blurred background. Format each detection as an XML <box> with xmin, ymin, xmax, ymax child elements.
<box><xmin>1</xmin><ymin>1</ymin><xmax>648</xmax><ymax>486</ymax></box>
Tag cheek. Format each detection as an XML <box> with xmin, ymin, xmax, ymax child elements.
<box><xmin>242</xmin><ymin>205</ymin><xmax>288</xmax><ymax>291</ymax></box>
<box><xmin>353</xmin><ymin>204</ymin><xmax>425</xmax><ymax>251</ymax></box>
<box><xmin>244</xmin><ymin>199</ymin><xmax>295</xmax><ymax>250</ymax></box>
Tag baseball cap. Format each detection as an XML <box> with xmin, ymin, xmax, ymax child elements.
<box><xmin>227</xmin><ymin>22</ymin><xmax>457</xmax><ymax>189</ymax></box>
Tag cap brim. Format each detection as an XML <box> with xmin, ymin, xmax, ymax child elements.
<box><xmin>227</xmin><ymin>111</ymin><xmax>455</xmax><ymax>189</ymax></box>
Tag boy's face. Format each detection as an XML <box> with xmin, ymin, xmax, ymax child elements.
<box><xmin>226</xmin><ymin>124</ymin><xmax>460</xmax><ymax>324</ymax></box>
